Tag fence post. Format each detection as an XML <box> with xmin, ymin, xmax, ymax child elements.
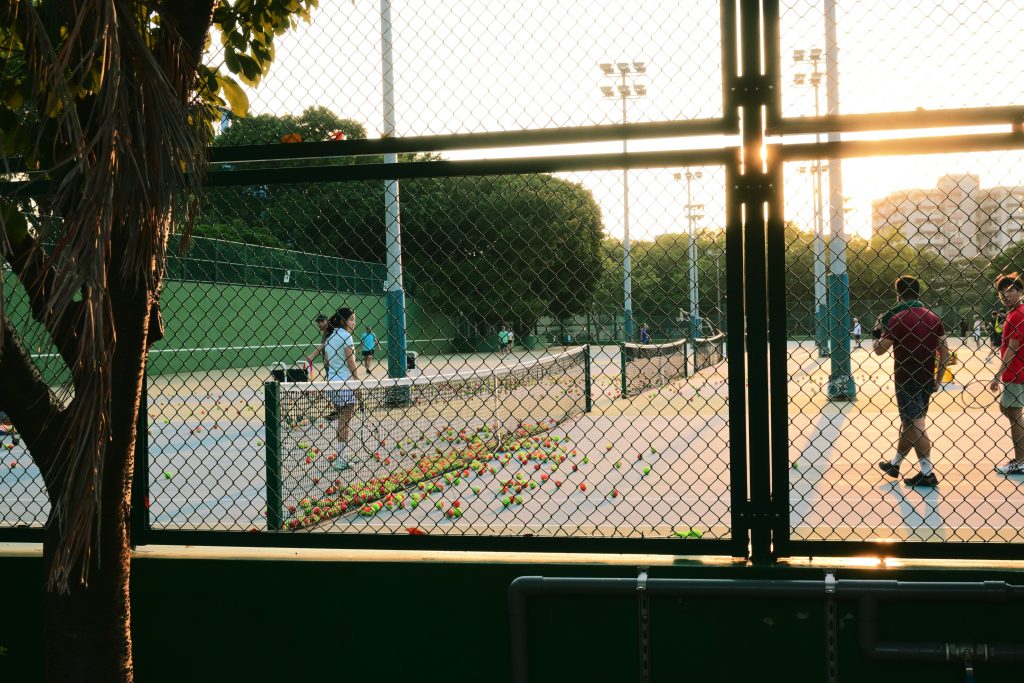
<box><xmin>265</xmin><ymin>381</ymin><xmax>283</xmax><ymax>531</ymax></box>
<box><xmin>583</xmin><ymin>344</ymin><xmax>592</xmax><ymax>413</ymax></box>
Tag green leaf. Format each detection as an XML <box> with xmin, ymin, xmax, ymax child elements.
<box><xmin>216</xmin><ymin>74</ymin><xmax>249</xmax><ymax>117</ymax></box>
<box><xmin>235</xmin><ymin>54</ymin><xmax>262</xmax><ymax>86</ymax></box>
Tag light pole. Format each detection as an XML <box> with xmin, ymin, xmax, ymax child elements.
<box><xmin>381</xmin><ymin>0</ymin><xmax>408</xmax><ymax>382</ymax></box>
<box><xmin>674</xmin><ymin>171</ymin><xmax>704</xmax><ymax>339</ymax></box>
<box><xmin>824</xmin><ymin>0</ymin><xmax>855</xmax><ymax>400</ymax></box>
<box><xmin>600</xmin><ymin>60</ymin><xmax>647</xmax><ymax>340</ymax></box>
<box><xmin>793</xmin><ymin>48</ymin><xmax>829</xmax><ymax>357</ymax></box>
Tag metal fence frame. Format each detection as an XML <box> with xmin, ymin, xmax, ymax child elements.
<box><xmin>5</xmin><ymin>0</ymin><xmax>1024</xmax><ymax>563</ymax></box>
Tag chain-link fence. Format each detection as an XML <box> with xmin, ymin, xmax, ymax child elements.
<box><xmin>4</xmin><ymin>1</ymin><xmax>1024</xmax><ymax>560</ymax></box>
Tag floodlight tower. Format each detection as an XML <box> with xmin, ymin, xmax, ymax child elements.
<box><xmin>674</xmin><ymin>170</ymin><xmax>704</xmax><ymax>340</ymax></box>
<box><xmin>793</xmin><ymin>48</ymin><xmax>829</xmax><ymax>357</ymax></box>
<box><xmin>600</xmin><ymin>60</ymin><xmax>647</xmax><ymax>340</ymax></box>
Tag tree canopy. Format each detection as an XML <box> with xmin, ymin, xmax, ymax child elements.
<box><xmin>199</xmin><ymin>111</ymin><xmax>606</xmax><ymax>333</ymax></box>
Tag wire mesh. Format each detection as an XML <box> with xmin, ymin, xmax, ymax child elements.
<box><xmin>208</xmin><ymin>0</ymin><xmax>725</xmax><ymax>143</ymax></box>
<box><xmin>2</xmin><ymin>1</ymin><xmax>1023</xmax><ymax>560</ymax></box>
<box><xmin>785</xmin><ymin>151</ymin><xmax>1024</xmax><ymax>545</ymax></box>
<box><xmin>780</xmin><ymin>0</ymin><xmax>1024</xmax><ymax>118</ymax></box>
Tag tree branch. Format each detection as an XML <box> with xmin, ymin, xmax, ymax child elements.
<box><xmin>0</xmin><ymin>317</ymin><xmax>64</xmax><ymax>473</ymax></box>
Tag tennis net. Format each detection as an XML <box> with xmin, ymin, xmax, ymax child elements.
<box><xmin>265</xmin><ymin>346</ymin><xmax>591</xmax><ymax>530</ymax></box>
<box><xmin>620</xmin><ymin>333</ymin><xmax>726</xmax><ymax>398</ymax></box>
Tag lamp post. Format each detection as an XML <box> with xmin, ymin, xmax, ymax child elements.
<box><xmin>381</xmin><ymin>0</ymin><xmax>408</xmax><ymax>381</ymax></box>
<box><xmin>600</xmin><ymin>60</ymin><xmax>647</xmax><ymax>340</ymax></box>
<box><xmin>674</xmin><ymin>171</ymin><xmax>704</xmax><ymax>340</ymax></box>
<box><xmin>793</xmin><ymin>48</ymin><xmax>829</xmax><ymax>357</ymax></box>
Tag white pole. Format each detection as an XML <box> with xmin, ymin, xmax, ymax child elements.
<box><xmin>824</xmin><ymin>0</ymin><xmax>854</xmax><ymax>400</ymax></box>
<box><xmin>381</xmin><ymin>0</ymin><xmax>408</xmax><ymax>379</ymax></box>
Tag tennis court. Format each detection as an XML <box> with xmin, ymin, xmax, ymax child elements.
<box><xmin>138</xmin><ymin>340</ymin><xmax>731</xmax><ymax>536</ymax></box>
<box><xmin>5</xmin><ymin>336</ymin><xmax>1024</xmax><ymax>543</ymax></box>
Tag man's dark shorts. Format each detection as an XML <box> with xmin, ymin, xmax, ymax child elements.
<box><xmin>895</xmin><ymin>381</ymin><xmax>934</xmax><ymax>422</ymax></box>
<box><xmin>362</xmin><ymin>350</ymin><xmax>375</xmax><ymax>358</ymax></box>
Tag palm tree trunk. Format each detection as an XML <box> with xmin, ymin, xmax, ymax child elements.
<box><xmin>43</xmin><ymin>282</ymin><xmax>150</xmax><ymax>683</ymax></box>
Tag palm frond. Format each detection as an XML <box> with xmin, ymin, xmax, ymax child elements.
<box><xmin>7</xmin><ymin>0</ymin><xmax>209</xmax><ymax>592</ymax></box>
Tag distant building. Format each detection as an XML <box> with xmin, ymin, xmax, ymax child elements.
<box><xmin>871</xmin><ymin>174</ymin><xmax>1024</xmax><ymax>262</ymax></box>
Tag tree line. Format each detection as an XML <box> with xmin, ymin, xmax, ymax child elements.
<box><xmin>201</xmin><ymin>107</ymin><xmax>605</xmax><ymax>336</ymax></box>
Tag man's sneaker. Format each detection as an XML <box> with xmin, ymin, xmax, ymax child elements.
<box><xmin>877</xmin><ymin>461</ymin><xmax>900</xmax><ymax>478</ymax></box>
<box><xmin>903</xmin><ymin>472</ymin><xmax>939</xmax><ymax>487</ymax></box>
<box><xmin>995</xmin><ymin>461</ymin><xmax>1024</xmax><ymax>476</ymax></box>
<box><xmin>331</xmin><ymin>458</ymin><xmax>350</xmax><ymax>472</ymax></box>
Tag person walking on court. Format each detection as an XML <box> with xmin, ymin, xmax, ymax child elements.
<box><xmin>325</xmin><ymin>307</ymin><xmax>360</xmax><ymax>471</ymax></box>
<box><xmin>498</xmin><ymin>324</ymin><xmax>511</xmax><ymax>355</ymax></box>
<box><xmin>852</xmin><ymin>317</ymin><xmax>862</xmax><ymax>345</ymax></box>
<box><xmin>360</xmin><ymin>325</ymin><xmax>378</xmax><ymax>373</ymax></box>
<box><xmin>874</xmin><ymin>276</ymin><xmax>950</xmax><ymax>487</ymax></box>
<box><xmin>989</xmin><ymin>274</ymin><xmax>1024</xmax><ymax>475</ymax></box>
<box><xmin>989</xmin><ymin>308</ymin><xmax>1005</xmax><ymax>362</ymax></box>
<box><xmin>973</xmin><ymin>315</ymin><xmax>984</xmax><ymax>349</ymax></box>
<box><xmin>639</xmin><ymin>323</ymin><xmax>651</xmax><ymax>344</ymax></box>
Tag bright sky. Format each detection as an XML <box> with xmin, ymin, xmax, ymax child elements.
<box><xmin>217</xmin><ymin>0</ymin><xmax>1024</xmax><ymax>242</ymax></box>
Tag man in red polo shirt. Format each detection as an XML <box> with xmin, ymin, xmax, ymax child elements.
<box><xmin>873</xmin><ymin>276</ymin><xmax>950</xmax><ymax>487</ymax></box>
<box><xmin>990</xmin><ymin>273</ymin><xmax>1024</xmax><ymax>475</ymax></box>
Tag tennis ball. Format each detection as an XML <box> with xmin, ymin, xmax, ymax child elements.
<box><xmin>650</xmin><ymin>446</ymin><xmax>657</xmax><ymax>454</ymax></box>
<box><xmin>501</xmin><ymin>496</ymin><xmax>511</xmax><ymax>506</ymax></box>
<box><xmin>605</xmin><ymin>443</ymin><xmax>613</xmax><ymax>451</ymax></box>
<box><xmin>164</xmin><ymin>470</ymin><xmax>173</xmax><ymax>479</ymax></box>
<box><xmin>514</xmin><ymin>495</ymin><xmax>524</xmax><ymax>505</ymax></box>
<box><xmin>642</xmin><ymin>466</ymin><xmax>651</xmax><ymax>475</ymax></box>
<box><xmin>614</xmin><ymin>460</ymin><xmax>621</xmax><ymax>469</ymax></box>
<box><xmin>436</xmin><ymin>501</ymin><xmax>445</xmax><ymax>510</ymax></box>
<box><xmin>582</xmin><ymin>457</ymin><xmax>589</xmax><ymax>464</ymax></box>
<box><xmin>579</xmin><ymin>483</ymin><xmax>587</xmax><ymax>492</ymax></box>
<box><xmin>611</xmin><ymin>489</ymin><xmax>619</xmax><ymax>498</ymax></box>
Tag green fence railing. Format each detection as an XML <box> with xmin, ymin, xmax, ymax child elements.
<box><xmin>165</xmin><ymin>235</ymin><xmax>386</xmax><ymax>295</ymax></box>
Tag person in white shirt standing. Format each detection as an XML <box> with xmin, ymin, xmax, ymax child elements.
<box><xmin>324</xmin><ymin>307</ymin><xmax>360</xmax><ymax>471</ymax></box>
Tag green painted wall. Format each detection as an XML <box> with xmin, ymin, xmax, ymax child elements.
<box><xmin>0</xmin><ymin>555</ymin><xmax>1020</xmax><ymax>682</ymax></box>
<box><xmin>3</xmin><ymin>278</ymin><xmax>455</xmax><ymax>379</ymax></box>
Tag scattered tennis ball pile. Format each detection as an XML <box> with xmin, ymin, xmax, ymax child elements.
<box><xmin>281</xmin><ymin>425</ymin><xmax>703</xmax><ymax>539</ymax></box>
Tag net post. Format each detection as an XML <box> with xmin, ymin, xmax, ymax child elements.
<box><xmin>619</xmin><ymin>343</ymin><xmax>628</xmax><ymax>398</ymax></box>
<box><xmin>265</xmin><ymin>381</ymin><xmax>283</xmax><ymax>531</ymax></box>
<box><xmin>684</xmin><ymin>340</ymin><xmax>690</xmax><ymax>378</ymax></box>
<box><xmin>584</xmin><ymin>344</ymin><xmax>593</xmax><ymax>413</ymax></box>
